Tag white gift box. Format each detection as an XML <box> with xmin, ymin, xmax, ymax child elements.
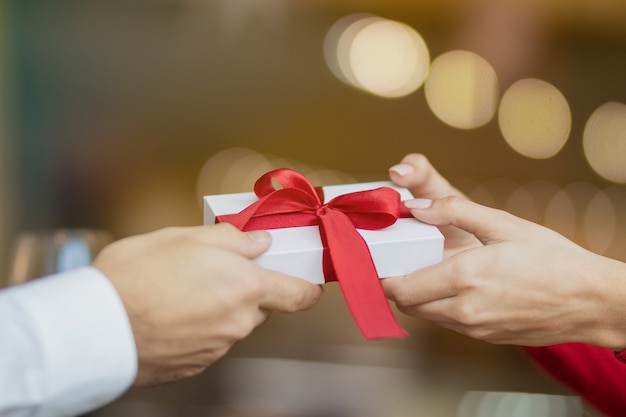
<box><xmin>203</xmin><ymin>181</ymin><xmax>444</xmax><ymax>285</ymax></box>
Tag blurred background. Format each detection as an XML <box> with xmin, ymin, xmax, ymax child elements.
<box><xmin>1</xmin><ymin>0</ymin><xmax>626</xmax><ymax>416</ymax></box>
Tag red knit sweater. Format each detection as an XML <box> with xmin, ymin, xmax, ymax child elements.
<box><xmin>524</xmin><ymin>344</ymin><xmax>626</xmax><ymax>417</ymax></box>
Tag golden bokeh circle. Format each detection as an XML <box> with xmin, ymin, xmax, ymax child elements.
<box><xmin>498</xmin><ymin>78</ymin><xmax>571</xmax><ymax>159</ymax></box>
<box><xmin>425</xmin><ymin>50</ymin><xmax>499</xmax><ymax>129</ymax></box>
<box><xmin>349</xmin><ymin>19</ymin><xmax>429</xmax><ymax>98</ymax></box>
<box><xmin>583</xmin><ymin>101</ymin><xmax>626</xmax><ymax>184</ymax></box>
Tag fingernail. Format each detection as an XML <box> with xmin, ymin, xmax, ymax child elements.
<box><xmin>389</xmin><ymin>163</ymin><xmax>415</xmax><ymax>176</ymax></box>
<box><xmin>404</xmin><ymin>198</ymin><xmax>432</xmax><ymax>209</ymax></box>
<box><xmin>246</xmin><ymin>230</ymin><xmax>272</xmax><ymax>244</ymax></box>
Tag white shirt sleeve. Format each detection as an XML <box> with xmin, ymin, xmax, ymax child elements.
<box><xmin>0</xmin><ymin>267</ymin><xmax>138</xmax><ymax>417</ymax></box>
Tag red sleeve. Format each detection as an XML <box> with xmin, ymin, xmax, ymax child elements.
<box><xmin>523</xmin><ymin>343</ymin><xmax>626</xmax><ymax>417</ymax></box>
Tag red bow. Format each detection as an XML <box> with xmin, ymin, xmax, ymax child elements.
<box><xmin>217</xmin><ymin>168</ymin><xmax>409</xmax><ymax>340</ymax></box>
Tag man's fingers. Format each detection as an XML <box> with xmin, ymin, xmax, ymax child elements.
<box><xmin>389</xmin><ymin>153</ymin><xmax>465</xmax><ymax>199</ymax></box>
<box><xmin>153</xmin><ymin>225</ymin><xmax>323</xmax><ymax>312</ymax></box>
<box><xmin>258</xmin><ymin>270</ymin><xmax>324</xmax><ymax>312</ymax></box>
<box><xmin>161</xmin><ymin>224</ymin><xmax>273</xmax><ymax>259</ymax></box>
<box><xmin>406</xmin><ymin>196</ymin><xmax>522</xmax><ymax>245</ymax></box>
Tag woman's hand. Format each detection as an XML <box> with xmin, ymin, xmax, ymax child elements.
<box><xmin>389</xmin><ymin>153</ymin><xmax>482</xmax><ymax>257</ymax></box>
<box><xmin>384</xmin><ymin>153</ymin><xmax>626</xmax><ymax>350</ymax></box>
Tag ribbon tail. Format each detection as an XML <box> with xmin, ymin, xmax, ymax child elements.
<box><xmin>319</xmin><ymin>210</ymin><xmax>408</xmax><ymax>340</ymax></box>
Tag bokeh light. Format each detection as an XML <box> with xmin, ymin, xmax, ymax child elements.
<box><xmin>583</xmin><ymin>188</ymin><xmax>616</xmax><ymax>254</ymax></box>
<box><xmin>604</xmin><ymin>185</ymin><xmax>626</xmax><ymax>261</ymax></box>
<box><xmin>196</xmin><ymin>147</ymin><xmax>356</xmax><ymax>204</ymax></box>
<box><xmin>219</xmin><ymin>356</ymin><xmax>420</xmax><ymax>417</ymax></box>
<box><xmin>325</xmin><ymin>15</ymin><xmax>429</xmax><ymax>98</ymax></box>
<box><xmin>506</xmin><ymin>180</ymin><xmax>561</xmax><ymax>224</ymax></box>
<box><xmin>582</xmin><ymin>101</ymin><xmax>626</xmax><ymax>183</ymax></box>
<box><xmin>503</xmin><ymin>185</ymin><xmax>539</xmax><ymax>223</ymax></box>
<box><xmin>542</xmin><ymin>188</ymin><xmax>577</xmax><ymax>240</ymax></box>
<box><xmin>196</xmin><ymin>147</ymin><xmax>260</xmax><ymax>198</ymax></box>
<box><xmin>449</xmin><ymin>176</ymin><xmax>497</xmax><ymax>207</ymax></box>
<box><xmin>221</xmin><ymin>151</ymin><xmax>274</xmax><ymax>193</ymax></box>
<box><xmin>324</xmin><ymin>13</ymin><xmax>381</xmax><ymax>87</ymax></box>
<box><xmin>424</xmin><ymin>50</ymin><xmax>499</xmax><ymax>129</ymax></box>
<box><xmin>544</xmin><ymin>181</ymin><xmax>603</xmax><ymax>246</ymax></box>
<box><xmin>349</xmin><ymin>19</ymin><xmax>429</xmax><ymax>98</ymax></box>
<box><xmin>498</xmin><ymin>78</ymin><xmax>571</xmax><ymax>159</ymax></box>
<box><xmin>110</xmin><ymin>170</ymin><xmax>199</xmax><ymax>236</ymax></box>
<box><xmin>480</xmin><ymin>177</ymin><xmax>520</xmax><ymax>208</ymax></box>
<box><xmin>457</xmin><ymin>391</ymin><xmax>582</xmax><ymax>417</ymax></box>
<box><xmin>455</xmin><ymin>176</ymin><xmax>619</xmax><ymax>255</ymax></box>
<box><xmin>57</xmin><ymin>236</ymin><xmax>93</xmax><ymax>273</ymax></box>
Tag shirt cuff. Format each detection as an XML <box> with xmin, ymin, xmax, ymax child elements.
<box><xmin>0</xmin><ymin>266</ymin><xmax>137</xmax><ymax>416</ymax></box>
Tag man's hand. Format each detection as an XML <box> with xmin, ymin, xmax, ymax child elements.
<box><xmin>93</xmin><ymin>223</ymin><xmax>322</xmax><ymax>386</ymax></box>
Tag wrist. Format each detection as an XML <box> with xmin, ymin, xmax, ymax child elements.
<box><xmin>586</xmin><ymin>255</ymin><xmax>626</xmax><ymax>351</ymax></box>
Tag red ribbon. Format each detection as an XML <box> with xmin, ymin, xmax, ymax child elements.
<box><xmin>216</xmin><ymin>168</ymin><xmax>410</xmax><ymax>340</ymax></box>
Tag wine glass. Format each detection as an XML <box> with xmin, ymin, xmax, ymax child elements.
<box><xmin>3</xmin><ymin>228</ymin><xmax>114</xmax><ymax>288</ymax></box>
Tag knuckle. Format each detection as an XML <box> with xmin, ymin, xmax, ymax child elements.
<box><xmin>209</xmin><ymin>317</ymin><xmax>257</xmax><ymax>347</ymax></box>
<box><xmin>465</xmin><ymin>325</ymin><xmax>493</xmax><ymax>341</ymax></box>
<box><xmin>229</xmin><ymin>316</ymin><xmax>259</xmax><ymax>340</ymax></box>
<box><xmin>189</xmin><ymin>347</ymin><xmax>230</xmax><ymax>373</ymax></box>
<box><xmin>159</xmin><ymin>226</ymin><xmax>184</xmax><ymax>237</ymax></box>
<box><xmin>281</xmin><ymin>290</ymin><xmax>308</xmax><ymax>313</ymax></box>
<box><xmin>230</xmin><ymin>308</ymin><xmax>268</xmax><ymax>338</ymax></box>
<box><xmin>309</xmin><ymin>286</ymin><xmax>324</xmax><ymax>305</ymax></box>
<box><xmin>184</xmin><ymin>365</ymin><xmax>208</xmax><ymax>379</ymax></box>
<box><xmin>167</xmin><ymin>364</ymin><xmax>210</xmax><ymax>383</ymax></box>
<box><xmin>213</xmin><ymin>221</ymin><xmax>239</xmax><ymax>234</ymax></box>
<box><xmin>451</xmin><ymin>301</ymin><xmax>481</xmax><ymax>327</ymax></box>
<box><xmin>233</xmin><ymin>277</ymin><xmax>265</xmax><ymax>303</ymax></box>
<box><xmin>211</xmin><ymin>223</ymin><xmax>242</xmax><ymax>244</ymax></box>
<box><xmin>404</xmin><ymin>153</ymin><xmax>430</xmax><ymax>170</ymax></box>
<box><xmin>152</xmin><ymin>226</ymin><xmax>190</xmax><ymax>247</ymax></box>
<box><xmin>491</xmin><ymin>207</ymin><xmax>515</xmax><ymax>223</ymax></box>
<box><xmin>447</xmin><ymin>257</ymin><xmax>479</xmax><ymax>291</ymax></box>
<box><xmin>439</xmin><ymin>195</ymin><xmax>467</xmax><ymax>212</ymax></box>
<box><xmin>216</xmin><ymin>271</ymin><xmax>264</xmax><ymax>307</ymax></box>
<box><xmin>391</xmin><ymin>286</ymin><xmax>415</xmax><ymax>308</ymax></box>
